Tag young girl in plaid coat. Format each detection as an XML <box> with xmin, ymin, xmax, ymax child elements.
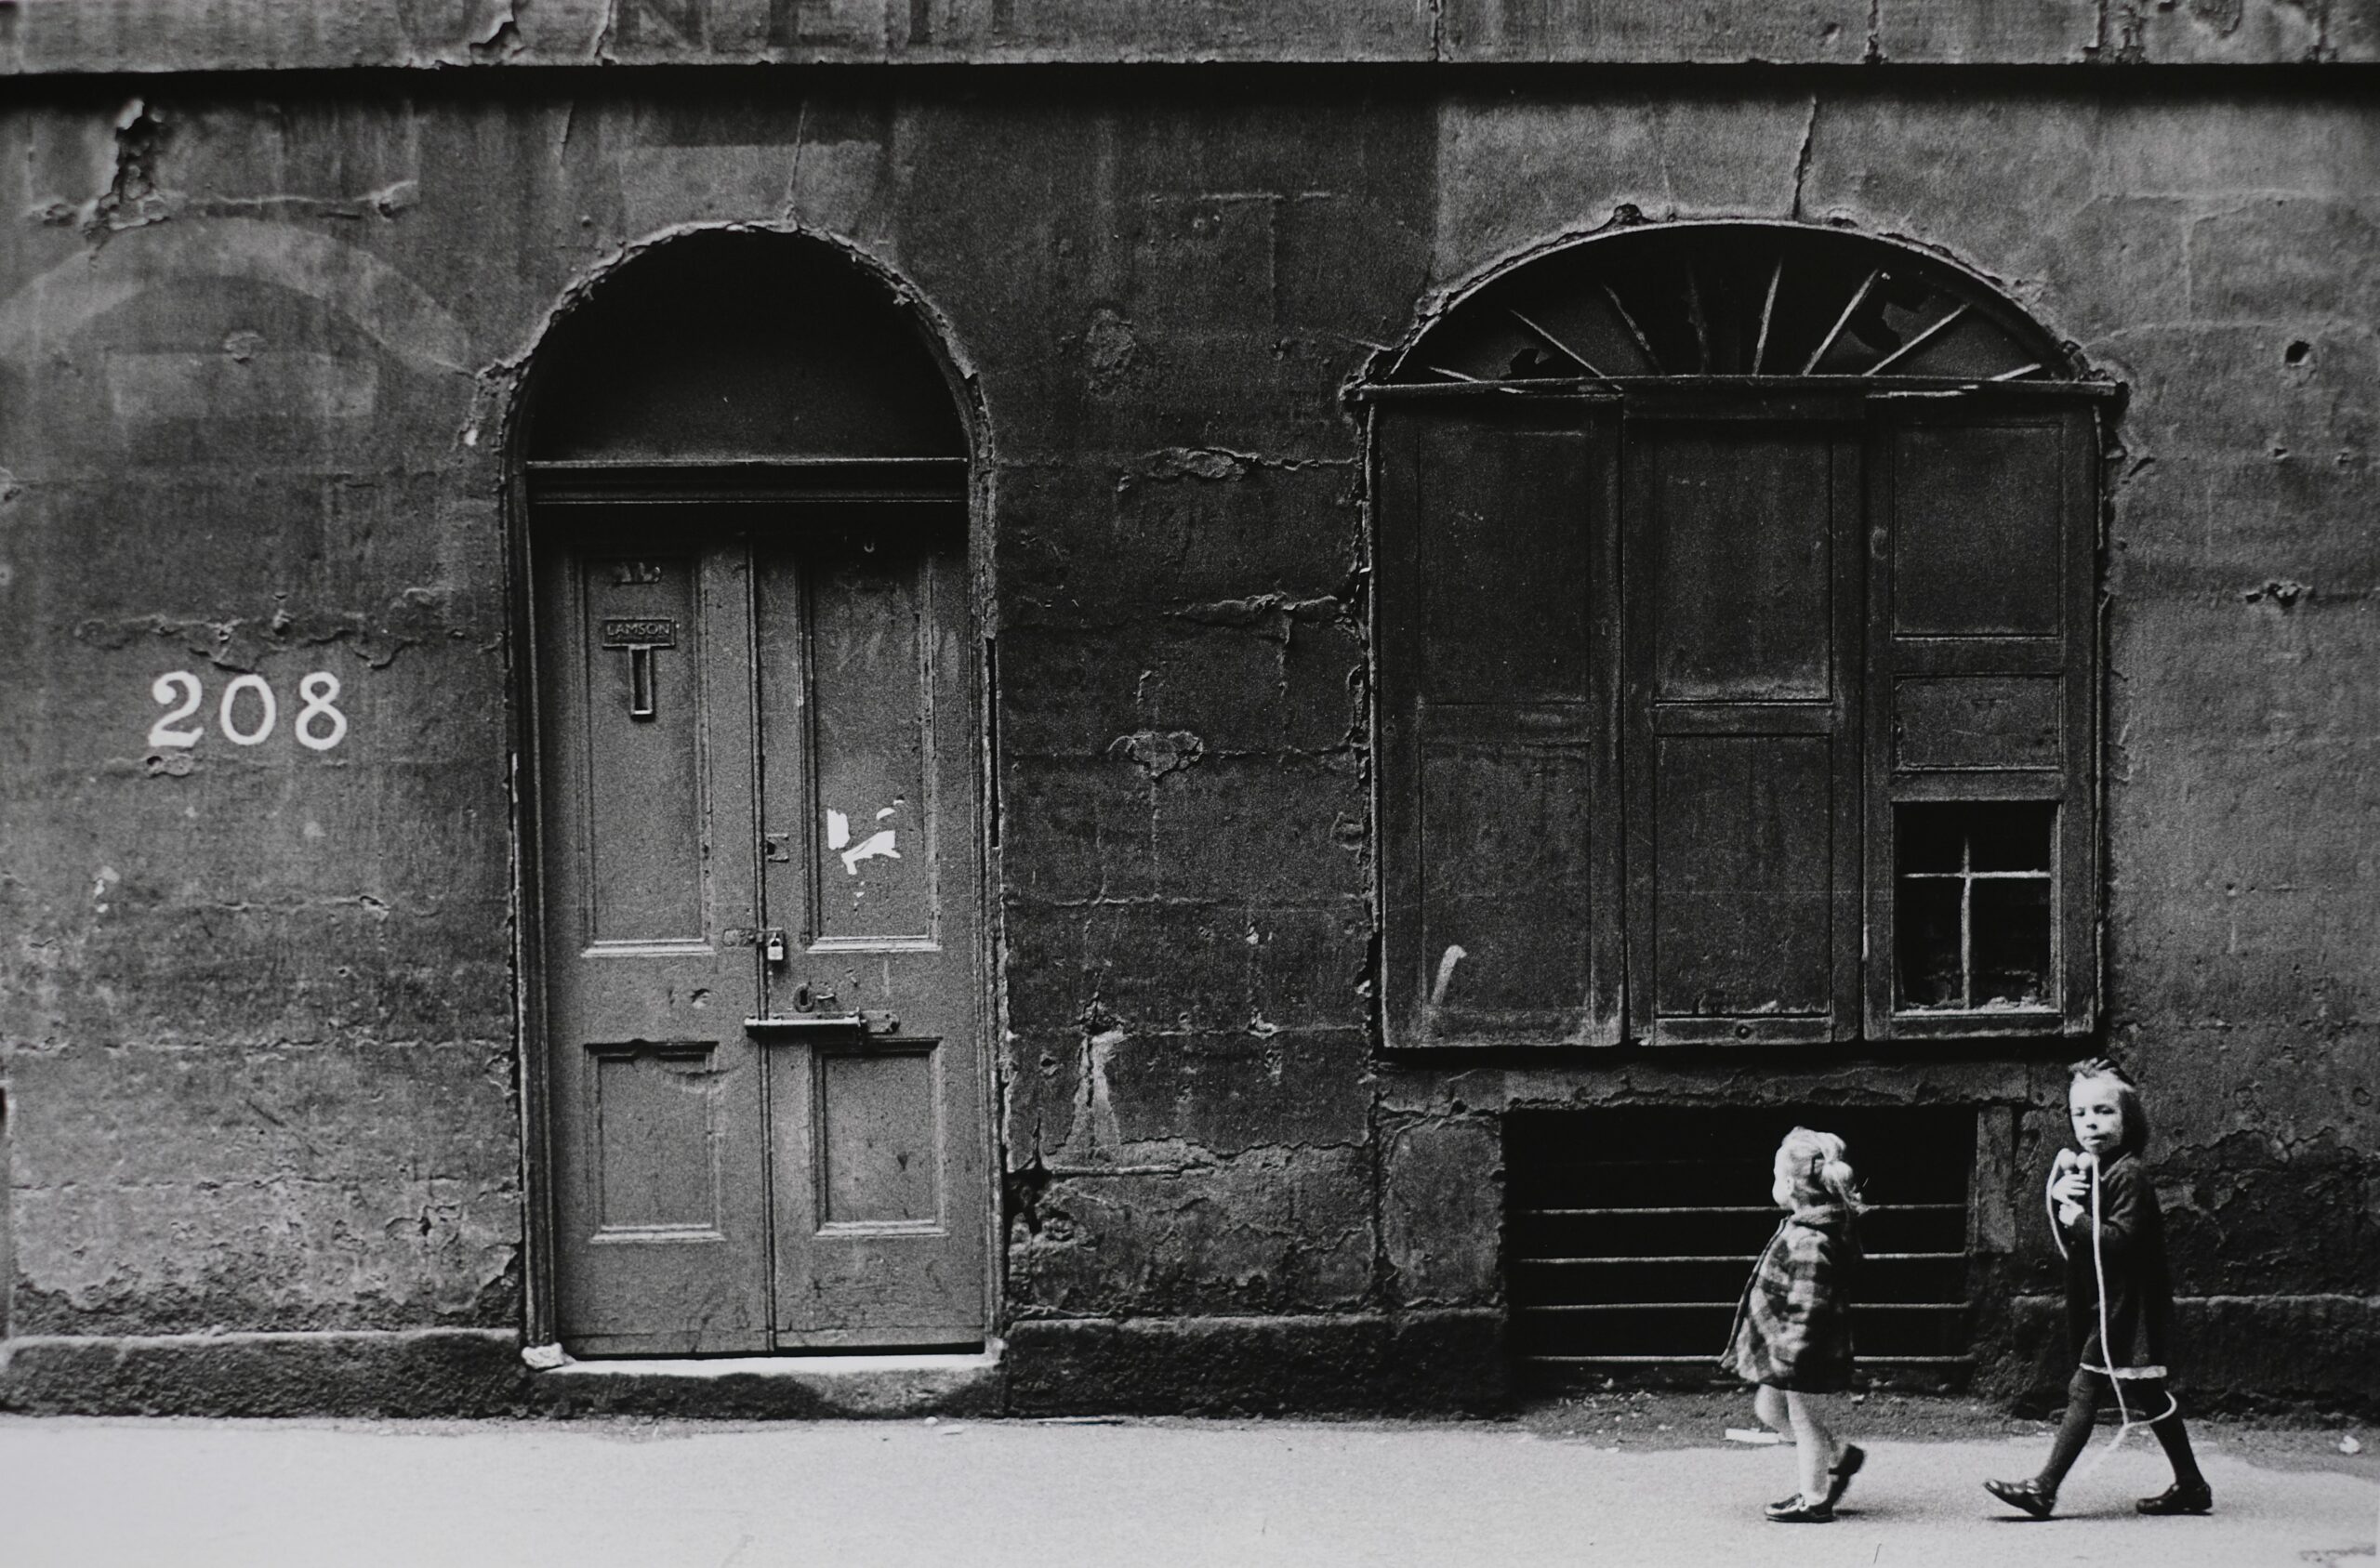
<box><xmin>1720</xmin><ymin>1126</ymin><xmax>1866</xmax><ymax>1523</ymax></box>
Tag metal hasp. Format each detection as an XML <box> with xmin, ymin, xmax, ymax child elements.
<box><xmin>745</xmin><ymin>1012</ymin><xmax>901</xmax><ymax>1041</ymax></box>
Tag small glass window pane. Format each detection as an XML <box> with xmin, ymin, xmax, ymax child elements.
<box><xmin>1969</xmin><ymin>803</ymin><xmax>2054</xmax><ymax>872</ymax></box>
<box><xmin>1972</xmin><ymin>881</ymin><xmax>2053</xmax><ymax>1006</ymax></box>
<box><xmin>1895</xmin><ymin>803</ymin><xmax>2056</xmax><ymax>1012</ymax></box>
<box><xmin>1895</xmin><ymin>805</ymin><xmax>1965</xmax><ymax>874</ymax></box>
<box><xmin>1897</xmin><ymin>879</ymin><xmax>1964</xmax><ymax>1008</ymax></box>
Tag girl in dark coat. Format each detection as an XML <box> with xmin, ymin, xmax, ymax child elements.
<box><xmin>1720</xmin><ymin>1127</ymin><xmax>1866</xmax><ymax>1523</ymax></box>
<box><xmin>1985</xmin><ymin>1059</ymin><xmax>2213</xmax><ymax>1519</ymax></box>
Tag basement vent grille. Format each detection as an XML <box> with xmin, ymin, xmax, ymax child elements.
<box><xmin>1507</xmin><ymin>1106</ymin><xmax>1977</xmax><ymax>1390</ymax></box>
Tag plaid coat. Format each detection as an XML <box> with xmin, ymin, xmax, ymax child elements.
<box><xmin>1718</xmin><ymin>1203</ymin><xmax>1859</xmax><ymax>1392</ymax></box>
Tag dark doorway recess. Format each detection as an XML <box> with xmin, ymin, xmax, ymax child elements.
<box><xmin>527</xmin><ymin>231</ymin><xmax>965</xmax><ymax>464</ymax></box>
<box><xmin>1506</xmin><ymin>1105</ymin><xmax>1976</xmax><ymax>1392</ymax></box>
<box><xmin>515</xmin><ymin>230</ymin><xmax>989</xmax><ymax>1358</ymax></box>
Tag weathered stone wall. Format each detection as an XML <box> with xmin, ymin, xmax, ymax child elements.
<box><xmin>3</xmin><ymin>0</ymin><xmax>2372</xmax><ymax>69</ymax></box>
<box><xmin>1</xmin><ymin>70</ymin><xmax>2372</xmax><ymax>1412</ymax></box>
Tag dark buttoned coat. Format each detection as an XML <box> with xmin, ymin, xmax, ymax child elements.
<box><xmin>2056</xmin><ymin>1151</ymin><xmax>2175</xmax><ymax>1375</ymax></box>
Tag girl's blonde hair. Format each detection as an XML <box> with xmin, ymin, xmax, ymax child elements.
<box><xmin>1777</xmin><ymin>1126</ymin><xmax>1866</xmax><ymax>1213</ymax></box>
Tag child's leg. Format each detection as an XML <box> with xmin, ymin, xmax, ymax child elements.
<box><xmin>2037</xmin><ymin>1369</ymin><xmax>2108</xmax><ymax>1491</ymax></box>
<box><xmin>1753</xmin><ymin>1383</ymin><xmax>1788</xmax><ymax>1434</ymax></box>
<box><xmin>2136</xmin><ymin>1380</ymin><xmax>2207</xmax><ymax>1488</ymax></box>
<box><xmin>1784</xmin><ymin>1391</ymin><xmax>1839</xmax><ymax>1502</ymax></box>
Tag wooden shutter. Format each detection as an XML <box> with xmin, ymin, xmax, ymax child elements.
<box><xmin>1375</xmin><ymin>401</ymin><xmax>1621</xmax><ymax>1048</ymax></box>
<box><xmin>1621</xmin><ymin>397</ymin><xmax>1862</xmax><ymax>1045</ymax></box>
<box><xmin>1864</xmin><ymin>397</ymin><xmax>2100</xmax><ymax>1038</ymax></box>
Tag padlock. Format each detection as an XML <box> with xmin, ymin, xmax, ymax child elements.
<box><xmin>763</xmin><ymin>931</ymin><xmax>787</xmax><ymax>965</ymax></box>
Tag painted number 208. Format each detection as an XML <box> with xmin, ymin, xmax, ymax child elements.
<box><xmin>148</xmin><ymin>670</ymin><xmax>349</xmax><ymax>753</ymax></box>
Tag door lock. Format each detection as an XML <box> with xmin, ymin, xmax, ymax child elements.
<box><xmin>792</xmin><ymin>982</ymin><xmax>838</xmax><ymax>1011</ymax></box>
<box><xmin>762</xmin><ymin>929</ymin><xmax>787</xmax><ymax>966</ymax></box>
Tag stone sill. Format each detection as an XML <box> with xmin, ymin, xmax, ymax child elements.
<box><xmin>532</xmin><ymin>1345</ymin><xmax>1003</xmax><ymax>1379</ymax></box>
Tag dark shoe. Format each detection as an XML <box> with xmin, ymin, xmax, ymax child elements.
<box><xmin>1824</xmin><ymin>1443</ymin><xmax>1866</xmax><ymax>1508</ymax></box>
<box><xmin>2136</xmin><ymin>1481</ymin><xmax>2213</xmax><ymax>1516</ymax></box>
<box><xmin>1984</xmin><ymin>1478</ymin><xmax>2057</xmax><ymax>1519</ymax></box>
<box><xmin>1765</xmin><ymin>1495</ymin><xmax>1834</xmax><ymax>1523</ymax></box>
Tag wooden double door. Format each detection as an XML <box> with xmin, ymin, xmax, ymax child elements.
<box><xmin>533</xmin><ymin>505</ymin><xmax>986</xmax><ymax>1355</ymax></box>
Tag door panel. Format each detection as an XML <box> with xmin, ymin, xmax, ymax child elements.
<box><xmin>1645</xmin><ymin>430</ymin><xmax>1834</xmax><ymax>703</ymax></box>
<box><xmin>1623</xmin><ymin>411</ymin><xmax>1861</xmax><ymax>1045</ymax></box>
<box><xmin>539</xmin><ymin>512</ymin><xmax>985</xmax><ymax>1355</ymax></box>
<box><xmin>539</xmin><ymin>539</ymin><xmax>769</xmax><ymax>1354</ymax></box>
<box><xmin>1887</xmin><ymin>422</ymin><xmax>2064</xmax><ymax>637</ymax></box>
<box><xmin>816</xmin><ymin>1049</ymin><xmax>941</xmax><ymax>1224</ymax></box>
<box><xmin>588</xmin><ymin>1044</ymin><xmax>726</xmax><ymax>1234</ymax></box>
<box><xmin>756</xmin><ymin>539</ymin><xmax>985</xmax><ymax>1347</ymax></box>
<box><xmin>794</xmin><ymin>547</ymin><xmax>937</xmax><ymax>946</ymax></box>
<box><xmin>1416</xmin><ymin>709</ymin><xmax>1601</xmax><ymax>1032</ymax></box>
<box><xmin>578</xmin><ymin>557</ymin><xmax>709</xmax><ymax>942</ymax></box>
<box><xmin>1375</xmin><ymin>404</ymin><xmax>1623</xmax><ymax>1049</ymax></box>
<box><xmin>1648</xmin><ymin>733</ymin><xmax>1834</xmax><ymax>1019</ymax></box>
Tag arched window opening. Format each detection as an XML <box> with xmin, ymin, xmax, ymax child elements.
<box><xmin>1367</xmin><ymin>223</ymin><xmax>2107</xmax><ymax>1054</ymax></box>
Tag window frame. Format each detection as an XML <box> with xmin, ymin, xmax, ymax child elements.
<box><xmin>1368</xmin><ymin>380</ymin><xmax>2108</xmax><ymax>1051</ymax></box>
<box><xmin>1861</xmin><ymin>394</ymin><xmax>2103</xmax><ymax>1041</ymax></box>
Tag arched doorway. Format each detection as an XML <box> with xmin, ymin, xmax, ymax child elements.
<box><xmin>515</xmin><ymin>231</ymin><xmax>988</xmax><ymax>1356</ymax></box>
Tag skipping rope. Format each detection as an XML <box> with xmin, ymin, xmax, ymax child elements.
<box><xmin>2046</xmin><ymin>1150</ymin><xmax>2179</xmax><ymax>1482</ymax></box>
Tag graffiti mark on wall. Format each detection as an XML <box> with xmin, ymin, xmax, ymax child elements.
<box><xmin>823</xmin><ymin>805</ymin><xmax>901</xmax><ymax>876</ymax></box>
<box><xmin>840</xmin><ymin>830</ymin><xmax>899</xmax><ymax>876</ymax></box>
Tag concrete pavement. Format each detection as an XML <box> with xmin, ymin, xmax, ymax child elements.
<box><xmin>2</xmin><ymin>1413</ymin><xmax>2373</xmax><ymax>1568</ymax></box>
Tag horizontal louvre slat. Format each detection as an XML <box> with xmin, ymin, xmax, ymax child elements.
<box><xmin>1507</xmin><ymin>1106</ymin><xmax>1978</xmax><ymax>1390</ymax></box>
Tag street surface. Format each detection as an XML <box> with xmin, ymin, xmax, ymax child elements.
<box><xmin>1</xmin><ymin>1410</ymin><xmax>2373</xmax><ymax>1567</ymax></box>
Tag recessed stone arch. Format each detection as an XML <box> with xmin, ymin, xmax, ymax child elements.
<box><xmin>504</xmin><ymin>225</ymin><xmax>993</xmax><ymax>1358</ymax></box>
<box><xmin>517</xmin><ymin>227</ymin><xmax>972</xmax><ymax>467</ymax></box>
<box><xmin>1388</xmin><ymin>221</ymin><xmax>2076</xmax><ymax>386</ymax></box>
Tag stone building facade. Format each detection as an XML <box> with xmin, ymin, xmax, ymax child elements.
<box><xmin>0</xmin><ymin>1</ymin><xmax>2373</xmax><ymax>1415</ymax></box>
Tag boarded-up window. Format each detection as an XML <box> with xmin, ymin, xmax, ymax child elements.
<box><xmin>1373</xmin><ymin>392</ymin><xmax>2099</xmax><ymax>1048</ymax></box>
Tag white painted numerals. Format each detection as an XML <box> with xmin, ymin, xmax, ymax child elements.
<box><xmin>146</xmin><ymin>669</ymin><xmax>349</xmax><ymax>753</ymax></box>
<box><xmin>294</xmin><ymin>671</ymin><xmax>348</xmax><ymax>752</ymax></box>
<box><xmin>147</xmin><ymin>672</ymin><xmax>205</xmax><ymax>747</ymax></box>
<box><xmin>218</xmin><ymin>673</ymin><xmax>278</xmax><ymax>745</ymax></box>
